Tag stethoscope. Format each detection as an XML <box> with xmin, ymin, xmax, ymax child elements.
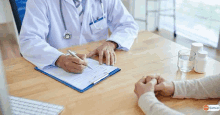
<box><xmin>60</xmin><ymin>0</ymin><xmax>105</xmax><ymax>39</ymax></box>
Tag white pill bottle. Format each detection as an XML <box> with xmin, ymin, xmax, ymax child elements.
<box><xmin>194</xmin><ymin>51</ymin><xmax>208</xmax><ymax>73</ymax></box>
<box><xmin>190</xmin><ymin>43</ymin><xmax>203</xmax><ymax>56</ymax></box>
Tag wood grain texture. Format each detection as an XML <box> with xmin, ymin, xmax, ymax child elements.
<box><xmin>4</xmin><ymin>31</ymin><xmax>220</xmax><ymax>115</ymax></box>
<box><xmin>0</xmin><ymin>22</ymin><xmax>21</xmax><ymax>60</ymax></box>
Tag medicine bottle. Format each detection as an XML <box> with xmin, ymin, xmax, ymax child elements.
<box><xmin>190</xmin><ymin>43</ymin><xmax>203</xmax><ymax>56</ymax></box>
<box><xmin>194</xmin><ymin>51</ymin><xmax>208</xmax><ymax>73</ymax></box>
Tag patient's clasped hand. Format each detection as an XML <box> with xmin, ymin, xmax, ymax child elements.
<box><xmin>134</xmin><ymin>74</ymin><xmax>174</xmax><ymax>99</ymax></box>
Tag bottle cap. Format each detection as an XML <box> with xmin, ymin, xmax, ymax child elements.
<box><xmin>198</xmin><ymin>51</ymin><xmax>208</xmax><ymax>58</ymax></box>
<box><xmin>191</xmin><ymin>43</ymin><xmax>203</xmax><ymax>52</ymax></box>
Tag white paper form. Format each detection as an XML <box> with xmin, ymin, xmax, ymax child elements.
<box><xmin>41</xmin><ymin>58</ymin><xmax>118</xmax><ymax>90</ymax></box>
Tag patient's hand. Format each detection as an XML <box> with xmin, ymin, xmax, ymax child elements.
<box><xmin>134</xmin><ymin>76</ymin><xmax>157</xmax><ymax>99</ymax></box>
<box><xmin>134</xmin><ymin>74</ymin><xmax>175</xmax><ymax>98</ymax></box>
<box><xmin>154</xmin><ymin>76</ymin><xmax>175</xmax><ymax>96</ymax></box>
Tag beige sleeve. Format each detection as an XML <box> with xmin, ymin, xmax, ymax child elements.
<box><xmin>138</xmin><ymin>74</ymin><xmax>220</xmax><ymax>115</ymax></box>
<box><xmin>173</xmin><ymin>74</ymin><xmax>220</xmax><ymax>99</ymax></box>
<box><xmin>138</xmin><ymin>92</ymin><xmax>184</xmax><ymax>115</ymax></box>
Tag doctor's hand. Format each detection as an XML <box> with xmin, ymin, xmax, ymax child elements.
<box><xmin>87</xmin><ymin>41</ymin><xmax>118</xmax><ymax>66</ymax></box>
<box><xmin>55</xmin><ymin>54</ymin><xmax>88</xmax><ymax>74</ymax></box>
<box><xmin>134</xmin><ymin>77</ymin><xmax>158</xmax><ymax>99</ymax></box>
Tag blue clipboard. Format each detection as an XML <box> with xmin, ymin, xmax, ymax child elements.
<box><xmin>35</xmin><ymin>67</ymin><xmax>121</xmax><ymax>93</ymax></box>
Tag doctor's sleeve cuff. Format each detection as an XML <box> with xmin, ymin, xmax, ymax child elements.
<box><xmin>106</xmin><ymin>40</ymin><xmax>121</xmax><ymax>49</ymax></box>
<box><xmin>41</xmin><ymin>51</ymin><xmax>64</xmax><ymax>69</ymax></box>
<box><xmin>106</xmin><ymin>36</ymin><xmax>131</xmax><ymax>51</ymax></box>
<box><xmin>51</xmin><ymin>53</ymin><xmax>64</xmax><ymax>67</ymax></box>
<box><xmin>37</xmin><ymin>50</ymin><xmax>64</xmax><ymax>70</ymax></box>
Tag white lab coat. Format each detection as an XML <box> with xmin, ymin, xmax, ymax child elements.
<box><xmin>19</xmin><ymin>0</ymin><xmax>139</xmax><ymax>69</ymax></box>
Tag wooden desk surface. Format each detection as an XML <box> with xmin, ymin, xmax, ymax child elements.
<box><xmin>4</xmin><ymin>31</ymin><xmax>220</xmax><ymax>115</ymax></box>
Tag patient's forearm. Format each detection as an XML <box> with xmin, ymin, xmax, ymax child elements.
<box><xmin>138</xmin><ymin>92</ymin><xmax>184</xmax><ymax>115</ymax></box>
<box><xmin>173</xmin><ymin>74</ymin><xmax>220</xmax><ymax>99</ymax></box>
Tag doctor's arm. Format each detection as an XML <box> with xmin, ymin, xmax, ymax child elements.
<box><xmin>107</xmin><ymin>0</ymin><xmax>139</xmax><ymax>51</ymax></box>
<box><xmin>19</xmin><ymin>0</ymin><xmax>87</xmax><ymax>73</ymax></box>
<box><xmin>87</xmin><ymin>0</ymin><xmax>139</xmax><ymax>65</ymax></box>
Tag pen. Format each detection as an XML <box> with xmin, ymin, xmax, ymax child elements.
<box><xmin>67</xmin><ymin>50</ymin><xmax>93</xmax><ymax>70</ymax></box>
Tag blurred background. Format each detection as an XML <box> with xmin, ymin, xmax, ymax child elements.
<box><xmin>123</xmin><ymin>0</ymin><xmax>220</xmax><ymax>61</ymax></box>
<box><xmin>122</xmin><ymin>0</ymin><xmax>220</xmax><ymax>48</ymax></box>
<box><xmin>1</xmin><ymin>0</ymin><xmax>220</xmax><ymax>61</ymax></box>
<box><xmin>0</xmin><ymin>0</ymin><xmax>20</xmax><ymax>60</ymax></box>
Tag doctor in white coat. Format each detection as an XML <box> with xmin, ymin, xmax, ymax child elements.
<box><xmin>19</xmin><ymin>0</ymin><xmax>138</xmax><ymax>73</ymax></box>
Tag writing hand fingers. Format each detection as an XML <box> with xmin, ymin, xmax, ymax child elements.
<box><xmin>77</xmin><ymin>54</ymin><xmax>86</xmax><ymax>60</ymax></box>
<box><xmin>67</xmin><ymin>55</ymin><xmax>87</xmax><ymax>66</ymax></box>
<box><xmin>76</xmin><ymin>54</ymin><xmax>88</xmax><ymax>66</ymax></box>
<box><xmin>65</xmin><ymin>62</ymin><xmax>86</xmax><ymax>73</ymax></box>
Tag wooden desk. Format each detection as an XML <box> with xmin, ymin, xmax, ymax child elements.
<box><xmin>4</xmin><ymin>31</ymin><xmax>220</xmax><ymax>115</ymax></box>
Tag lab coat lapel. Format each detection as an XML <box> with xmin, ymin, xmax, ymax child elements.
<box><xmin>81</xmin><ymin>0</ymin><xmax>94</xmax><ymax>32</ymax></box>
<box><xmin>64</xmin><ymin>0</ymin><xmax>75</xmax><ymax>7</ymax></box>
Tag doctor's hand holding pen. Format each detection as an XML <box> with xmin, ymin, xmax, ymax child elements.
<box><xmin>87</xmin><ymin>41</ymin><xmax>118</xmax><ymax>66</ymax></box>
<box><xmin>55</xmin><ymin>54</ymin><xmax>88</xmax><ymax>74</ymax></box>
